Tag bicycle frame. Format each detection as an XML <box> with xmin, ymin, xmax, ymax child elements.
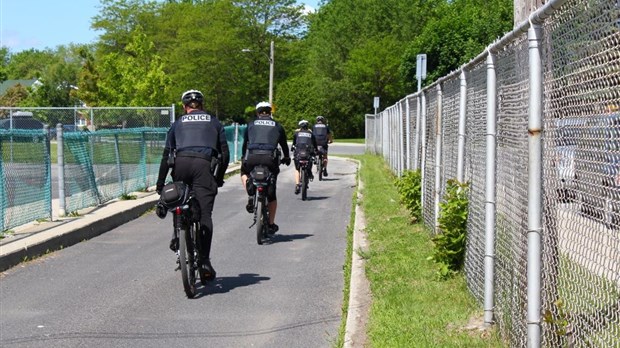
<box><xmin>160</xmin><ymin>186</ymin><xmax>204</xmax><ymax>298</ymax></box>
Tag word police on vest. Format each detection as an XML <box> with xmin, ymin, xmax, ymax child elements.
<box><xmin>254</xmin><ymin>120</ymin><xmax>276</xmax><ymax>126</ymax></box>
<box><xmin>298</xmin><ymin>132</ymin><xmax>312</xmax><ymax>138</ymax></box>
<box><xmin>182</xmin><ymin>114</ymin><xmax>211</xmax><ymax>122</ymax></box>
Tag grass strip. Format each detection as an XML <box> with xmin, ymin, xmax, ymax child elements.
<box><xmin>356</xmin><ymin>154</ymin><xmax>505</xmax><ymax>347</ymax></box>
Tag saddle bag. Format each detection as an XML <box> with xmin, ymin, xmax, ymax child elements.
<box><xmin>160</xmin><ymin>182</ymin><xmax>189</xmax><ymax>208</ymax></box>
<box><xmin>251</xmin><ymin>165</ymin><xmax>270</xmax><ymax>181</ymax></box>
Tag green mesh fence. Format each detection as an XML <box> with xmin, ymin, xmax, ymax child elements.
<box><xmin>1</xmin><ymin>124</ymin><xmax>243</xmax><ymax>231</ymax></box>
<box><xmin>225</xmin><ymin>124</ymin><xmax>246</xmax><ymax>162</ymax></box>
<box><xmin>0</xmin><ymin>129</ymin><xmax>51</xmax><ymax>232</ymax></box>
<box><xmin>62</xmin><ymin>128</ymin><xmax>167</xmax><ymax>213</ymax></box>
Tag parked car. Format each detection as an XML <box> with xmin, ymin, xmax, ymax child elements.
<box><xmin>0</xmin><ymin>112</ymin><xmax>45</xmax><ymax>130</ymax></box>
<box><xmin>551</xmin><ymin>117</ymin><xmax>587</xmax><ymax>202</ymax></box>
<box><xmin>574</xmin><ymin>112</ymin><xmax>620</xmax><ymax>228</ymax></box>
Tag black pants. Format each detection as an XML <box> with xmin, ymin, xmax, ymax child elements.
<box><xmin>173</xmin><ymin>156</ymin><xmax>217</xmax><ymax>259</ymax></box>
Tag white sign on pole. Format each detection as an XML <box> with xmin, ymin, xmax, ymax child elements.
<box><xmin>416</xmin><ymin>54</ymin><xmax>427</xmax><ymax>81</ymax></box>
<box><xmin>373</xmin><ymin>97</ymin><xmax>380</xmax><ymax>109</ymax></box>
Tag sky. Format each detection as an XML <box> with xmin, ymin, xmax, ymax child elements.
<box><xmin>0</xmin><ymin>0</ymin><xmax>320</xmax><ymax>53</ymax></box>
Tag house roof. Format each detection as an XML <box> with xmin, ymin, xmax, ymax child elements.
<box><xmin>0</xmin><ymin>79</ymin><xmax>39</xmax><ymax>96</ymax></box>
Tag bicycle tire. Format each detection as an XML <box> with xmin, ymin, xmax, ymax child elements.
<box><xmin>301</xmin><ymin>168</ymin><xmax>308</xmax><ymax>201</ymax></box>
<box><xmin>256</xmin><ymin>199</ymin><xmax>264</xmax><ymax>245</ymax></box>
<box><xmin>179</xmin><ymin>223</ymin><xmax>197</xmax><ymax>298</ymax></box>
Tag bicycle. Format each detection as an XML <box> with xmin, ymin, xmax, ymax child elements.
<box><xmin>157</xmin><ymin>182</ymin><xmax>206</xmax><ymax>298</ymax></box>
<box><xmin>247</xmin><ymin>165</ymin><xmax>275</xmax><ymax>245</ymax></box>
<box><xmin>298</xmin><ymin>154</ymin><xmax>314</xmax><ymax>201</ymax></box>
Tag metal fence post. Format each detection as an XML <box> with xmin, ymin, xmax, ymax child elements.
<box><xmin>484</xmin><ymin>50</ymin><xmax>498</xmax><ymax>326</ymax></box>
<box><xmin>56</xmin><ymin>124</ymin><xmax>66</xmax><ymax>217</ymax></box>
<box><xmin>527</xmin><ymin>22</ymin><xmax>544</xmax><ymax>348</ymax></box>
<box><xmin>114</xmin><ymin>134</ymin><xmax>124</xmax><ymax>195</ymax></box>
<box><xmin>405</xmin><ymin>98</ymin><xmax>411</xmax><ymax>170</ymax></box>
<box><xmin>434</xmin><ymin>84</ymin><xmax>443</xmax><ymax>232</ymax></box>
<box><xmin>420</xmin><ymin>92</ymin><xmax>427</xmax><ymax>212</ymax></box>
<box><xmin>234</xmin><ymin>122</ymin><xmax>239</xmax><ymax>162</ymax></box>
<box><xmin>413</xmin><ymin>93</ymin><xmax>421</xmax><ymax>171</ymax></box>
<box><xmin>457</xmin><ymin>70</ymin><xmax>467</xmax><ymax>183</ymax></box>
<box><xmin>398</xmin><ymin>101</ymin><xmax>404</xmax><ymax>176</ymax></box>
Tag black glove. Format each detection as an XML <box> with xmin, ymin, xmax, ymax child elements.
<box><xmin>217</xmin><ymin>178</ymin><xmax>225</xmax><ymax>187</ymax></box>
<box><xmin>156</xmin><ymin>182</ymin><xmax>164</xmax><ymax>195</ymax></box>
<box><xmin>282</xmin><ymin>157</ymin><xmax>291</xmax><ymax>166</ymax></box>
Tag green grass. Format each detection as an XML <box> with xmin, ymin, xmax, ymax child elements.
<box><xmin>334</xmin><ymin>138</ymin><xmax>365</xmax><ymax>144</ymax></box>
<box><xmin>354</xmin><ymin>154</ymin><xmax>506</xmax><ymax>347</ymax></box>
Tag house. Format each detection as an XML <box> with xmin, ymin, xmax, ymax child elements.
<box><xmin>0</xmin><ymin>79</ymin><xmax>41</xmax><ymax>96</ymax></box>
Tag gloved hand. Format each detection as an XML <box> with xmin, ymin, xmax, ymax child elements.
<box><xmin>217</xmin><ymin>178</ymin><xmax>225</xmax><ymax>187</ymax></box>
<box><xmin>156</xmin><ymin>182</ymin><xmax>164</xmax><ymax>195</ymax></box>
<box><xmin>291</xmin><ymin>145</ymin><xmax>296</xmax><ymax>152</ymax></box>
<box><xmin>282</xmin><ymin>157</ymin><xmax>291</xmax><ymax>166</ymax></box>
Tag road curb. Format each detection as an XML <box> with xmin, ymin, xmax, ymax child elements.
<box><xmin>344</xmin><ymin>159</ymin><xmax>371</xmax><ymax>347</ymax></box>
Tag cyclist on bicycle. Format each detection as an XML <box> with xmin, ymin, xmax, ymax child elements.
<box><xmin>240</xmin><ymin>101</ymin><xmax>291</xmax><ymax>233</ymax></box>
<box><xmin>156</xmin><ymin>89</ymin><xmax>229</xmax><ymax>281</ymax></box>
<box><xmin>312</xmin><ymin>116</ymin><xmax>333</xmax><ymax>176</ymax></box>
<box><xmin>292</xmin><ymin>119</ymin><xmax>317</xmax><ymax>195</ymax></box>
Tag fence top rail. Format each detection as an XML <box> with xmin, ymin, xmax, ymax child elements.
<box><xmin>0</xmin><ymin>106</ymin><xmax>173</xmax><ymax>111</ymax></box>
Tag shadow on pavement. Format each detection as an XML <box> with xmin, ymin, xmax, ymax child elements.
<box><xmin>196</xmin><ymin>273</ymin><xmax>271</xmax><ymax>297</ymax></box>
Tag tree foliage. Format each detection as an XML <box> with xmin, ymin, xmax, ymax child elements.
<box><xmin>1</xmin><ymin>0</ymin><xmax>513</xmax><ymax>136</ymax></box>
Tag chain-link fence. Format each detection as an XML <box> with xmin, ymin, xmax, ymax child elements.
<box><xmin>0</xmin><ymin>106</ymin><xmax>176</xmax><ymax>131</ymax></box>
<box><xmin>366</xmin><ymin>0</ymin><xmax>620</xmax><ymax>346</ymax></box>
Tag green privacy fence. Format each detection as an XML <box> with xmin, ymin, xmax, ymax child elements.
<box><xmin>226</xmin><ymin>124</ymin><xmax>247</xmax><ymax>162</ymax></box>
<box><xmin>0</xmin><ymin>129</ymin><xmax>52</xmax><ymax>232</ymax></box>
<box><xmin>0</xmin><ymin>124</ymin><xmax>244</xmax><ymax>233</ymax></box>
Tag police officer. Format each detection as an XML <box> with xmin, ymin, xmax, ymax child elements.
<box><xmin>293</xmin><ymin>119</ymin><xmax>317</xmax><ymax>194</ymax></box>
<box><xmin>312</xmin><ymin>116</ymin><xmax>333</xmax><ymax>176</ymax></box>
<box><xmin>156</xmin><ymin>89</ymin><xmax>229</xmax><ymax>281</ymax></box>
<box><xmin>240</xmin><ymin>101</ymin><xmax>291</xmax><ymax>233</ymax></box>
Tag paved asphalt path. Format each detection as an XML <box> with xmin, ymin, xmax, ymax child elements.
<box><xmin>0</xmin><ymin>157</ymin><xmax>358</xmax><ymax>348</ymax></box>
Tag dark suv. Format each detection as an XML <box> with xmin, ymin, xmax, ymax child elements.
<box><xmin>574</xmin><ymin>112</ymin><xmax>620</xmax><ymax>227</ymax></box>
<box><xmin>0</xmin><ymin>112</ymin><xmax>45</xmax><ymax>130</ymax></box>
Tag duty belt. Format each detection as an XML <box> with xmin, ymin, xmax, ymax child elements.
<box><xmin>248</xmin><ymin>149</ymin><xmax>274</xmax><ymax>155</ymax></box>
<box><xmin>176</xmin><ymin>151</ymin><xmax>212</xmax><ymax>161</ymax></box>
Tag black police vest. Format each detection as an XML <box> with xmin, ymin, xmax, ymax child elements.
<box><xmin>247</xmin><ymin>118</ymin><xmax>280</xmax><ymax>151</ymax></box>
<box><xmin>296</xmin><ymin>129</ymin><xmax>314</xmax><ymax>149</ymax></box>
<box><xmin>174</xmin><ymin>112</ymin><xmax>219</xmax><ymax>153</ymax></box>
<box><xmin>313</xmin><ymin>124</ymin><xmax>328</xmax><ymax>145</ymax></box>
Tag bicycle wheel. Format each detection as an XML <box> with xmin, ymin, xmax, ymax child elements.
<box><xmin>301</xmin><ymin>168</ymin><xmax>308</xmax><ymax>201</ymax></box>
<box><xmin>179</xmin><ymin>223</ymin><xmax>197</xmax><ymax>298</ymax></box>
<box><xmin>317</xmin><ymin>156</ymin><xmax>323</xmax><ymax>181</ymax></box>
<box><xmin>256</xmin><ymin>198</ymin><xmax>264</xmax><ymax>245</ymax></box>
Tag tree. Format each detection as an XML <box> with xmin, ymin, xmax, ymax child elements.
<box><xmin>401</xmin><ymin>0</ymin><xmax>513</xmax><ymax>87</ymax></box>
<box><xmin>96</xmin><ymin>26</ymin><xmax>170</xmax><ymax>107</ymax></box>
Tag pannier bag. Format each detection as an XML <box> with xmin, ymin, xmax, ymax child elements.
<box><xmin>160</xmin><ymin>182</ymin><xmax>189</xmax><ymax>208</ymax></box>
<box><xmin>251</xmin><ymin>166</ymin><xmax>270</xmax><ymax>181</ymax></box>
<box><xmin>296</xmin><ymin>146</ymin><xmax>311</xmax><ymax>160</ymax></box>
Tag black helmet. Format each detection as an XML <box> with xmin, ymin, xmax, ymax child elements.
<box><xmin>316</xmin><ymin>115</ymin><xmax>326</xmax><ymax>123</ymax></box>
<box><xmin>256</xmin><ymin>101</ymin><xmax>272</xmax><ymax>115</ymax></box>
<box><xmin>181</xmin><ymin>90</ymin><xmax>204</xmax><ymax>106</ymax></box>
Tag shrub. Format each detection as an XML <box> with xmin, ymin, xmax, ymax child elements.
<box><xmin>394</xmin><ymin>169</ymin><xmax>423</xmax><ymax>223</ymax></box>
<box><xmin>429</xmin><ymin>179</ymin><xmax>469</xmax><ymax>279</ymax></box>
